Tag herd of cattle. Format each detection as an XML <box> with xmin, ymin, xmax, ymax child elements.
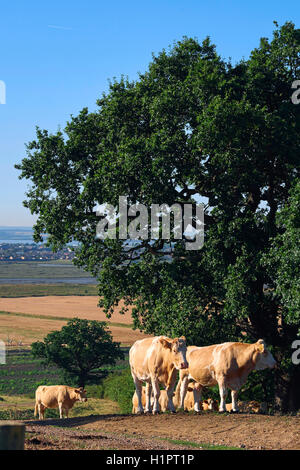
<box><xmin>129</xmin><ymin>336</ymin><xmax>276</xmax><ymax>415</ymax></box>
<box><xmin>33</xmin><ymin>335</ymin><xmax>276</xmax><ymax>419</ymax></box>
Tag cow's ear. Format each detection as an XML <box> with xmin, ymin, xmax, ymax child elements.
<box><xmin>187</xmin><ymin>387</ymin><xmax>193</xmax><ymax>392</ymax></box>
<box><xmin>256</xmin><ymin>339</ymin><xmax>265</xmax><ymax>353</ymax></box>
<box><xmin>179</xmin><ymin>336</ymin><xmax>186</xmax><ymax>342</ymax></box>
<box><xmin>159</xmin><ymin>338</ymin><xmax>172</xmax><ymax>349</ymax></box>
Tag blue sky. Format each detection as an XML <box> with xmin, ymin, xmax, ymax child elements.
<box><xmin>0</xmin><ymin>0</ymin><xmax>299</xmax><ymax>226</ymax></box>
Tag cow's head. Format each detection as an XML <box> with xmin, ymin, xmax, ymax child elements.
<box><xmin>74</xmin><ymin>387</ymin><xmax>88</xmax><ymax>402</ymax></box>
<box><xmin>159</xmin><ymin>336</ymin><xmax>188</xmax><ymax>370</ymax></box>
<box><xmin>206</xmin><ymin>398</ymin><xmax>219</xmax><ymax>411</ymax></box>
<box><xmin>254</xmin><ymin>339</ymin><xmax>276</xmax><ymax>370</ymax></box>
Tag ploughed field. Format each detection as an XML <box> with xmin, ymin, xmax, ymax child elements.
<box><xmin>23</xmin><ymin>412</ymin><xmax>300</xmax><ymax>450</ymax></box>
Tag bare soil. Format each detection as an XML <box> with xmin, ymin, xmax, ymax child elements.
<box><xmin>24</xmin><ymin>411</ymin><xmax>300</xmax><ymax>450</ymax></box>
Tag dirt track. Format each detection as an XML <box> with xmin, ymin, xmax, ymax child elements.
<box><xmin>24</xmin><ymin>412</ymin><xmax>300</xmax><ymax>450</ymax></box>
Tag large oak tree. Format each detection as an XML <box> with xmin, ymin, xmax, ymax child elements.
<box><xmin>16</xmin><ymin>22</ymin><xmax>300</xmax><ymax>411</ymax></box>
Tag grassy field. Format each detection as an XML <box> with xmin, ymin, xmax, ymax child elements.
<box><xmin>0</xmin><ymin>348</ymin><xmax>126</xmax><ymax>420</ymax></box>
<box><xmin>0</xmin><ymin>261</ymin><xmax>94</xmax><ymax>279</ymax></box>
<box><xmin>0</xmin><ymin>284</ymin><xmax>98</xmax><ymax>297</ymax></box>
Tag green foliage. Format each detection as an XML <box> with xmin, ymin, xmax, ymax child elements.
<box><xmin>102</xmin><ymin>368</ymin><xmax>135</xmax><ymax>414</ymax></box>
<box><xmin>0</xmin><ymin>409</ymin><xmax>38</xmax><ymax>420</ymax></box>
<box><xmin>263</xmin><ymin>181</ymin><xmax>300</xmax><ymax>329</ymax></box>
<box><xmin>16</xmin><ymin>22</ymin><xmax>300</xmax><ymax>411</ymax></box>
<box><xmin>85</xmin><ymin>383</ymin><xmax>105</xmax><ymax>399</ymax></box>
<box><xmin>31</xmin><ymin>318</ymin><xmax>124</xmax><ymax>387</ymax></box>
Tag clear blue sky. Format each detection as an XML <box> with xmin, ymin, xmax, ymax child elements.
<box><xmin>0</xmin><ymin>0</ymin><xmax>299</xmax><ymax>226</ymax></box>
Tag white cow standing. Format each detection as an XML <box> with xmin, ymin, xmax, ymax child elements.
<box><xmin>129</xmin><ymin>336</ymin><xmax>188</xmax><ymax>414</ymax></box>
<box><xmin>178</xmin><ymin>339</ymin><xmax>276</xmax><ymax>413</ymax></box>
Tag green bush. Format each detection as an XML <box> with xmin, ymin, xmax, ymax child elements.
<box><xmin>85</xmin><ymin>384</ymin><xmax>105</xmax><ymax>399</ymax></box>
<box><xmin>0</xmin><ymin>408</ymin><xmax>34</xmax><ymax>420</ymax></box>
<box><xmin>102</xmin><ymin>368</ymin><xmax>135</xmax><ymax>414</ymax></box>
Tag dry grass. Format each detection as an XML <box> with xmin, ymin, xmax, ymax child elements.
<box><xmin>0</xmin><ymin>296</ymin><xmax>133</xmax><ymax>323</ymax></box>
<box><xmin>0</xmin><ymin>296</ymin><xmax>150</xmax><ymax>346</ymax></box>
<box><xmin>0</xmin><ymin>395</ymin><xmax>120</xmax><ymax>418</ymax></box>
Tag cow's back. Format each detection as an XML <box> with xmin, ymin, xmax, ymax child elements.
<box><xmin>186</xmin><ymin>345</ymin><xmax>219</xmax><ymax>386</ymax></box>
<box><xmin>36</xmin><ymin>385</ymin><xmax>69</xmax><ymax>408</ymax></box>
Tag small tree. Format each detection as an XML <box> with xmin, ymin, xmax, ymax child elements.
<box><xmin>31</xmin><ymin>318</ymin><xmax>124</xmax><ymax>387</ymax></box>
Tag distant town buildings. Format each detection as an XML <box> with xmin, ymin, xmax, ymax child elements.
<box><xmin>0</xmin><ymin>244</ymin><xmax>75</xmax><ymax>262</ymax></box>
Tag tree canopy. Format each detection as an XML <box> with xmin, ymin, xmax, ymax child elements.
<box><xmin>31</xmin><ymin>318</ymin><xmax>124</xmax><ymax>387</ymax></box>
<box><xmin>16</xmin><ymin>22</ymin><xmax>300</xmax><ymax>410</ymax></box>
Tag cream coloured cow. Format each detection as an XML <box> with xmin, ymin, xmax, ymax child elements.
<box><xmin>132</xmin><ymin>385</ymin><xmax>151</xmax><ymax>413</ymax></box>
<box><xmin>178</xmin><ymin>339</ymin><xmax>276</xmax><ymax>413</ymax></box>
<box><xmin>129</xmin><ymin>336</ymin><xmax>188</xmax><ymax>414</ymax></box>
<box><xmin>202</xmin><ymin>398</ymin><xmax>219</xmax><ymax>411</ymax></box>
<box><xmin>158</xmin><ymin>389</ymin><xmax>175</xmax><ymax>412</ymax></box>
<box><xmin>173</xmin><ymin>381</ymin><xmax>218</xmax><ymax>411</ymax></box>
<box><xmin>132</xmin><ymin>386</ymin><xmax>173</xmax><ymax>413</ymax></box>
<box><xmin>34</xmin><ymin>385</ymin><xmax>87</xmax><ymax>419</ymax></box>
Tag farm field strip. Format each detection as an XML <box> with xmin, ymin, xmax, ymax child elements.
<box><xmin>0</xmin><ymin>296</ymin><xmax>134</xmax><ymax>324</ymax></box>
<box><xmin>0</xmin><ymin>261</ymin><xmax>93</xmax><ymax>279</ymax></box>
<box><xmin>0</xmin><ymin>296</ymin><xmax>150</xmax><ymax>345</ymax></box>
<box><xmin>0</xmin><ymin>283</ymin><xmax>98</xmax><ymax>297</ymax></box>
<box><xmin>0</xmin><ymin>310</ymin><xmax>134</xmax><ymax>329</ymax></box>
<box><xmin>0</xmin><ymin>311</ymin><xmax>149</xmax><ymax>346</ymax></box>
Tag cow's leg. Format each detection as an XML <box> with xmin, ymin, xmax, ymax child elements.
<box><xmin>179</xmin><ymin>376</ymin><xmax>189</xmax><ymax>409</ymax></box>
<box><xmin>58</xmin><ymin>402</ymin><xmax>64</xmax><ymax>419</ymax></box>
<box><xmin>65</xmin><ymin>408</ymin><xmax>69</xmax><ymax>418</ymax></box>
<box><xmin>218</xmin><ymin>378</ymin><xmax>228</xmax><ymax>412</ymax></box>
<box><xmin>144</xmin><ymin>382</ymin><xmax>152</xmax><ymax>413</ymax></box>
<box><xmin>38</xmin><ymin>403</ymin><xmax>44</xmax><ymax>420</ymax></box>
<box><xmin>165</xmin><ymin>384</ymin><xmax>176</xmax><ymax>413</ymax></box>
<box><xmin>193</xmin><ymin>383</ymin><xmax>203</xmax><ymax>413</ymax></box>
<box><xmin>231</xmin><ymin>390</ymin><xmax>239</xmax><ymax>412</ymax></box>
<box><xmin>165</xmin><ymin>369</ymin><xmax>177</xmax><ymax>412</ymax></box>
<box><xmin>151</xmin><ymin>378</ymin><xmax>161</xmax><ymax>414</ymax></box>
<box><xmin>132</xmin><ymin>375</ymin><xmax>144</xmax><ymax>414</ymax></box>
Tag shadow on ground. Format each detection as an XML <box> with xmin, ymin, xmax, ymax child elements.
<box><xmin>24</xmin><ymin>413</ymin><xmax>143</xmax><ymax>428</ymax></box>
